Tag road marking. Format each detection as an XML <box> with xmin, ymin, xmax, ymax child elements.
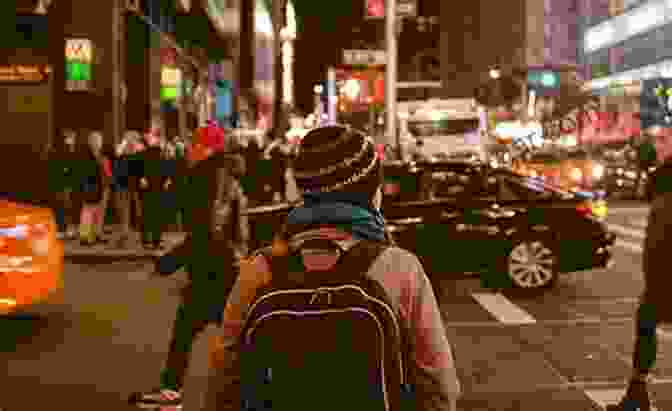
<box><xmin>583</xmin><ymin>388</ymin><xmax>624</xmax><ymax>408</ymax></box>
<box><xmin>615</xmin><ymin>239</ymin><xmax>643</xmax><ymax>253</ymax></box>
<box><xmin>471</xmin><ymin>292</ymin><xmax>536</xmax><ymax>324</ymax></box>
<box><xmin>608</xmin><ymin>207</ymin><xmax>650</xmax><ymax>215</ymax></box>
<box><xmin>444</xmin><ymin>316</ymin><xmax>634</xmax><ymax>328</ymax></box>
<box><xmin>608</xmin><ymin>223</ymin><xmax>645</xmax><ymax>239</ymax></box>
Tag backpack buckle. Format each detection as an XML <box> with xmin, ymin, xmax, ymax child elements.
<box><xmin>309</xmin><ymin>288</ymin><xmax>332</xmax><ymax>305</ymax></box>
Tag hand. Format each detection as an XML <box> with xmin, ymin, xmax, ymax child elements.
<box><xmin>208</xmin><ymin>335</ymin><xmax>227</xmax><ymax>369</ymax></box>
<box><xmin>140</xmin><ymin>177</ymin><xmax>148</xmax><ymax>189</ymax></box>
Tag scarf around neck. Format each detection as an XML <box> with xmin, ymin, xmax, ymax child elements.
<box><xmin>286</xmin><ymin>192</ymin><xmax>387</xmax><ymax>242</ymax></box>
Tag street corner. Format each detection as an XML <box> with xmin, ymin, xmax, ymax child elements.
<box><xmin>457</xmin><ymin>387</ymin><xmax>597</xmax><ymax>411</ymax></box>
<box><xmin>515</xmin><ymin>324</ymin><xmax>632</xmax><ymax>384</ymax></box>
<box><xmin>447</xmin><ymin>326</ymin><xmax>568</xmax><ymax>393</ymax></box>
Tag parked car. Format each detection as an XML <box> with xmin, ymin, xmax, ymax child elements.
<box><xmin>0</xmin><ymin>194</ymin><xmax>64</xmax><ymax>315</ymax></box>
<box><xmin>244</xmin><ymin>161</ymin><xmax>615</xmax><ymax>291</ymax></box>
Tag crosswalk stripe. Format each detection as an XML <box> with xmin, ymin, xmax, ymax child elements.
<box><xmin>608</xmin><ymin>223</ymin><xmax>645</xmax><ymax>239</ymax></box>
<box><xmin>615</xmin><ymin>239</ymin><xmax>643</xmax><ymax>253</ymax></box>
<box><xmin>583</xmin><ymin>388</ymin><xmax>624</xmax><ymax>408</ymax></box>
<box><xmin>471</xmin><ymin>292</ymin><xmax>536</xmax><ymax>324</ymax></box>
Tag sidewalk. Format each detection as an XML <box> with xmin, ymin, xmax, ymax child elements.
<box><xmin>63</xmin><ymin>230</ymin><xmax>186</xmax><ymax>263</ymax></box>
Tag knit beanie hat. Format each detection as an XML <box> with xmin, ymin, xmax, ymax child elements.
<box><xmin>294</xmin><ymin>126</ymin><xmax>382</xmax><ymax>198</ymax></box>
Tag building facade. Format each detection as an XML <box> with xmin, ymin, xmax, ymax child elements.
<box><xmin>439</xmin><ymin>0</ymin><xmax>582</xmax><ymax>98</ymax></box>
<box><xmin>2</xmin><ymin>0</ymin><xmax>262</xmax><ymax>151</ymax></box>
<box><xmin>581</xmin><ymin>0</ymin><xmax>672</xmax><ymax>108</ymax></box>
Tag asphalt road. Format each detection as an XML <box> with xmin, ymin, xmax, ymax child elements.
<box><xmin>0</xmin><ymin>203</ymin><xmax>666</xmax><ymax>411</ymax></box>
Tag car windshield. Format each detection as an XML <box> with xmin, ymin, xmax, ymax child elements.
<box><xmin>408</xmin><ymin>118</ymin><xmax>480</xmax><ymax>138</ymax></box>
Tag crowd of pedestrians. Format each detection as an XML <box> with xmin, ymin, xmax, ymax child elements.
<box><xmin>47</xmin><ymin>124</ymin><xmax>293</xmax><ymax>250</ymax></box>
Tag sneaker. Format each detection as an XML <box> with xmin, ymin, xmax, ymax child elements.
<box><xmin>606</xmin><ymin>380</ymin><xmax>656</xmax><ymax>411</ymax></box>
<box><xmin>128</xmin><ymin>388</ymin><xmax>182</xmax><ymax>409</ymax></box>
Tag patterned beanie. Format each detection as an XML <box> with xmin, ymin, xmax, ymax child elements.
<box><xmin>294</xmin><ymin>126</ymin><xmax>381</xmax><ymax>197</ymax></box>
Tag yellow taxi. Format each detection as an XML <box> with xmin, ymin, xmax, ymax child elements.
<box><xmin>0</xmin><ymin>198</ymin><xmax>63</xmax><ymax>315</ymax></box>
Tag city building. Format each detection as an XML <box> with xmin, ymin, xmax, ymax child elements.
<box><xmin>439</xmin><ymin>0</ymin><xmax>581</xmax><ymax>98</ymax></box>
<box><xmin>580</xmin><ymin>0</ymin><xmax>672</xmax><ymax>116</ymax></box>
<box><xmin>1</xmin><ymin>0</ymin><xmax>283</xmax><ymax>151</ymax></box>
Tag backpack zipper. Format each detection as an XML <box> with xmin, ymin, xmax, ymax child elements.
<box><xmin>245</xmin><ymin>307</ymin><xmax>391</xmax><ymax>411</ymax></box>
<box><xmin>246</xmin><ymin>285</ymin><xmax>406</xmax><ymax>385</ymax></box>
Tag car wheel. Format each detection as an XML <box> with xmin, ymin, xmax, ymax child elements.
<box><xmin>507</xmin><ymin>239</ymin><xmax>558</xmax><ymax>290</ymax></box>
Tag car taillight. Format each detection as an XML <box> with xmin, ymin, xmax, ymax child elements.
<box><xmin>576</xmin><ymin>202</ymin><xmax>593</xmax><ymax>218</ymax></box>
<box><xmin>384</xmin><ymin>183</ymin><xmax>400</xmax><ymax>195</ymax></box>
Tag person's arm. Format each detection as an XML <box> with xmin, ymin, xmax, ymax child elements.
<box><xmin>402</xmin><ymin>254</ymin><xmax>461</xmax><ymax>411</ymax></box>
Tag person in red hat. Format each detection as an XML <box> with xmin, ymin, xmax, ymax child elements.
<box><xmin>130</xmin><ymin>123</ymin><xmax>249</xmax><ymax>410</ymax></box>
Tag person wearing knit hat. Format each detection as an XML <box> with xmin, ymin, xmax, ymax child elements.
<box><xmin>287</xmin><ymin>125</ymin><xmax>386</xmax><ymax>241</ymax></box>
<box><xmin>205</xmin><ymin>125</ymin><xmax>461</xmax><ymax>411</ymax></box>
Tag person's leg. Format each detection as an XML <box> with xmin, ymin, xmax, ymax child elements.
<box><xmin>140</xmin><ymin>193</ymin><xmax>152</xmax><ymax>245</ymax></box>
<box><xmin>160</xmin><ymin>303</ymin><xmax>209</xmax><ymax>390</ymax></box>
<box><xmin>609</xmin><ymin>300</ymin><xmax>658</xmax><ymax>410</ymax></box>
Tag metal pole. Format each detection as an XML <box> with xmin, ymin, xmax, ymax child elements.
<box><xmin>385</xmin><ymin>0</ymin><xmax>397</xmax><ymax>148</ymax></box>
<box><xmin>327</xmin><ymin>67</ymin><xmax>336</xmax><ymax>125</ymax></box>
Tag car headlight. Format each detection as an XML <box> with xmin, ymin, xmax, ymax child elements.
<box><xmin>592</xmin><ymin>164</ymin><xmax>605</xmax><ymax>179</ymax></box>
<box><xmin>624</xmin><ymin>170</ymin><xmax>637</xmax><ymax>179</ymax></box>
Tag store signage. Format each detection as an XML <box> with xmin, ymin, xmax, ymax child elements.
<box><xmin>365</xmin><ymin>0</ymin><xmax>417</xmax><ymax>18</ymax></box>
<box><xmin>584</xmin><ymin>0</ymin><xmax>668</xmax><ymax>53</ymax></box>
<box><xmin>0</xmin><ymin>65</ymin><xmax>50</xmax><ymax>83</ymax></box>
<box><xmin>65</xmin><ymin>39</ymin><xmax>93</xmax><ymax>63</ymax></box>
<box><xmin>343</xmin><ymin>49</ymin><xmax>386</xmax><ymax>66</ymax></box>
<box><xmin>161</xmin><ymin>67</ymin><xmax>181</xmax><ymax>87</ymax></box>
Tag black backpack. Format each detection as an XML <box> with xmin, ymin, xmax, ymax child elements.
<box><xmin>239</xmin><ymin>239</ymin><xmax>414</xmax><ymax>411</ymax></box>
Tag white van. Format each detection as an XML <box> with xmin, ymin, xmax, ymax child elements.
<box><xmin>398</xmin><ymin>98</ymin><xmax>484</xmax><ymax>161</ymax></box>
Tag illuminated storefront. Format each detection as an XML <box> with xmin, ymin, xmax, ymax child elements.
<box><xmin>254</xmin><ymin>0</ymin><xmax>275</xmax><ymax>130</ymax></box>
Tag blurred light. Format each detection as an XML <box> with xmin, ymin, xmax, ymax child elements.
<box><xmin>489</xmin><ymin>69</ymin><xmax>501</xmax><ymax>79</ymax></box>
<box><xmin>593</xmin><ymin>164</ymin><xmax>605</xmax><ymax>179</ymax></box>
<box><xmin>570</xmin><ymin>168</ymin><xmax>583</xmax><ymax>181</ymax></box>
<box><xmin>314</xmin><ymin>84</ymin><xmax>323</xmax><ymax>94</ymax></box>
<box><xmin>344</xmin><ymin>79</ymin><xmax>360</xmax><ymax>100</ymax></box>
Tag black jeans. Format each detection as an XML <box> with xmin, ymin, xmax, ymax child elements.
<box><xmin>632</xmin><ymin>300</ymin><xmax>658</xmax><ymax>374</ymax></box>
<box><xmin>141</xmin><ymin>192</ymin><xmax>164</xmax><ymax>244</ymax></box>
<box><xmin>161</xmin><ymin>255</ymin><xmax>238</xmax><ymax>390</ymax></box>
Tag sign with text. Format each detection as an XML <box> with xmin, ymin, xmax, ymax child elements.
<box><xmin>0</xmin><ymin>65</ymin><xmax>50</xmax><ymax>83</ymax></box>
<box><xmin>65</xmin><ymin>39</ymin><xmax>93</xmax><ymax>63</ymax></box>
<box><xmin>343</xmin><ymin>49</ymin><xmax>386</xmax><ymax>66</ymax></box>
<box><xmin>365</xmin><ymin>0</ymin><xmax>417</xmax><ymax>18</ymax></box>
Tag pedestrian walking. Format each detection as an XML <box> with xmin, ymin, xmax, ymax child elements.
<box><xmin>49</xmin><ymin>129</ymin><xmax>82</xmax><ymax>239</ymax></box>
<box><xmin>78</xmin><ymin>131</ymin><xmax>110</xmax><ymax>245</ymax></box>
<box><xmin>129</xmin><ymin>123</ymin><xmax>249</xmax><ymax>409</ymax></box>
<box><xmin>111</xmin><ymin>131</ymin><xmax>141</xmax><ymax>248</ymax></box>
<box><xmin>138</xmin><ymin>130</ymin><xmax>169</xmax><ymax>250</ymax></box>
<box><xmin>607</xmin><ymin>126</ymin><xmax>672</xmax><ymax>411</ymax></box>
<box><xmin>206</xmin><ymin>125</ymin><xmax>461</xmax><ymax>411</ymax></box>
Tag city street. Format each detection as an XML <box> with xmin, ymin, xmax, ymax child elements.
<box><xmin>0</xmin><ymin>203</ymin><xmax>667</xmax><ymax>410</ymax></box>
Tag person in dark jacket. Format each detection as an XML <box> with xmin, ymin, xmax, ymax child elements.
<box><xmin>49</xmin><ymin>129</ymin><xmax>82</xmax><ymax>239</ymax></box>
<box><xmin>129</xmin><ymin>124</ymin><xmax>249</xmax><ymax>410</ymax></box>
<box><xmin>241</xmin><ymin>135</ymin><xmax>264</xmax><ymax>206</ymax></box>
<box><xmin>138</xmin><ymin>131</ymin><xmax>170</xmax><ymax>250</ymax></box>
<box><xmin>608</xmin><ymin>126</ymin><xmax>672</xmax><ymax>411</ymax></box>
